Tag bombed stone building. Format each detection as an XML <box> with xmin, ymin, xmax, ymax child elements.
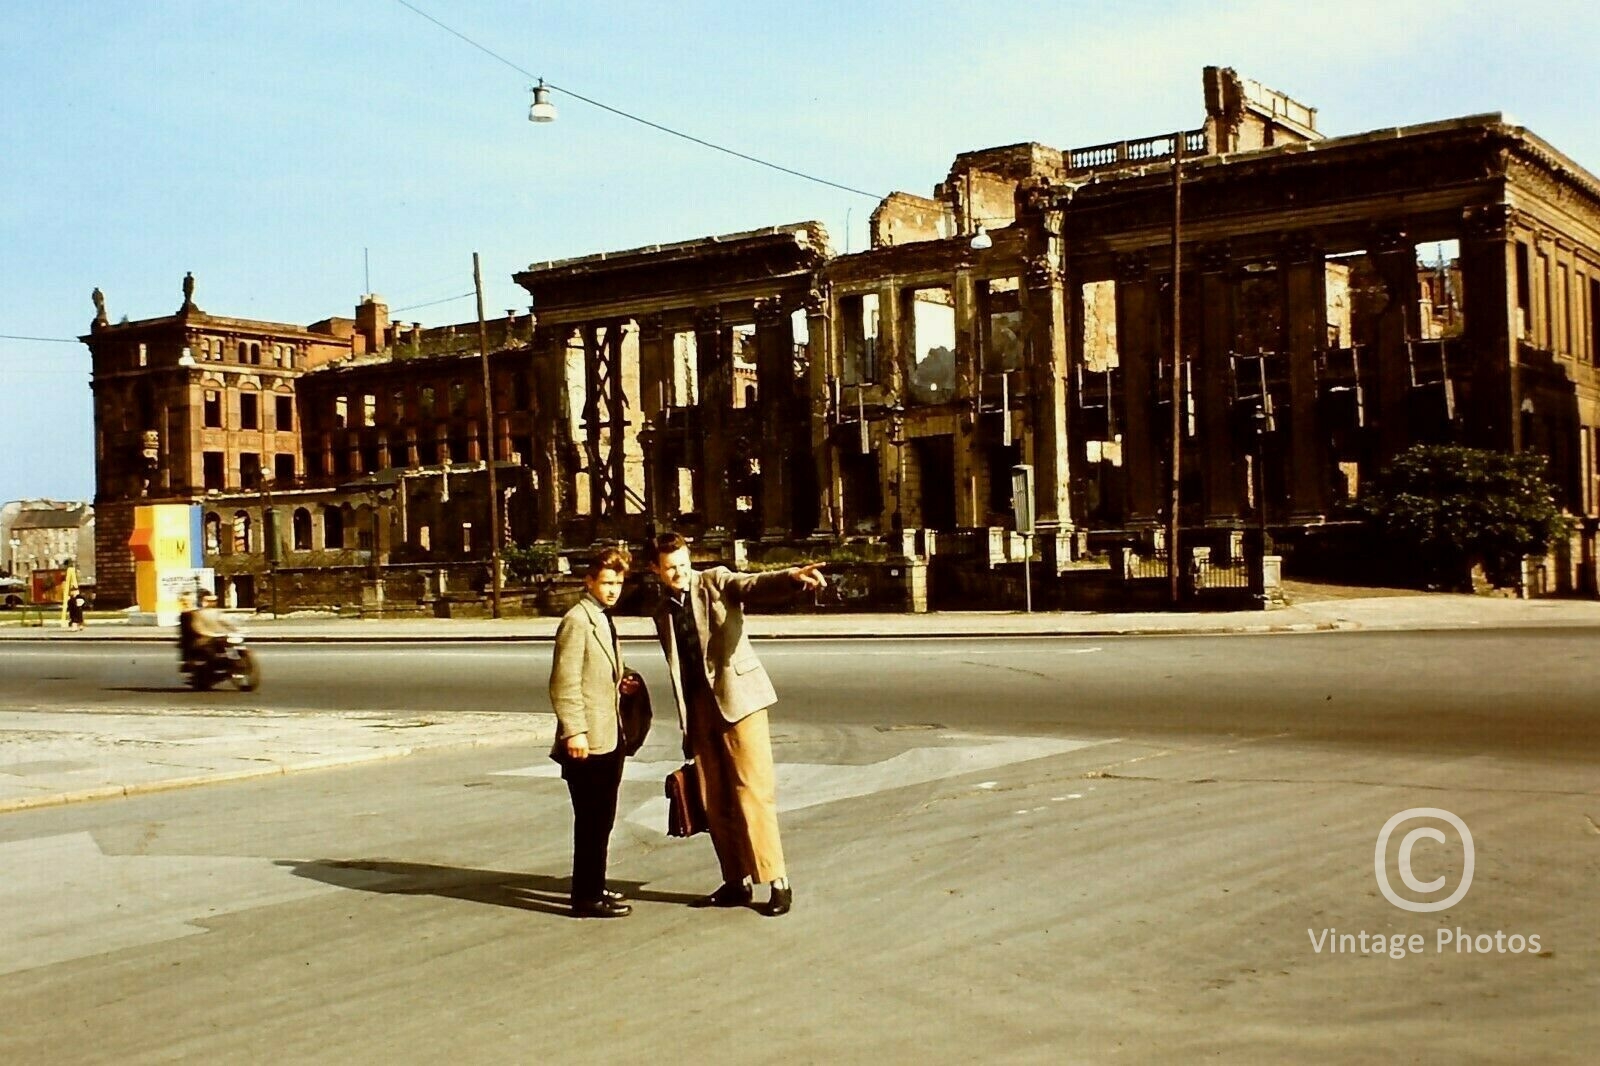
<box><xmin>86</xmin><ymin>68</ymin><xmax>1600</xmax><ymax>610</ymax></box>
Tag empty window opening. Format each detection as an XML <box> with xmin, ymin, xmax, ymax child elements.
<box><xmin>839</xmin><ymin>293</ymin><xmax>880</xmax><ymax>385</ymax></box>
<box><xmin>239</xmin><ymin>393</ymin><xmax>258</xmax><ymax>430</ymax></box>
<box><xmin>292</xmin><ymin>507</ymin><xmax>312</xmax><ymax>550</ymax></box>
<box><xmin>906</xmin><ymin>286</ymin><xmax>955</xmax><ymax>404</ymax></box>
<box><xmin>323</xmin><ymin>507</ymin><xmax>345</xmax><ymax>549</ymax></box>
<box><xmin>1515</xmin><ymin>242</ymin><xmax>1532</xmax><ymax>339</ymax></box>
<box><xmin>203</xmin><ymin>390</ymin><xmax>221</xmax><ymax>428</ymax></box>
<box><xmin>669</xmin><ymin>331</ymin><xmax>699</xmax><ymax>406</ymax></box>
<box><xmin>239</xmin><ymin>453</ymin><xmax>261</xmax><ymax>490</ymax></box>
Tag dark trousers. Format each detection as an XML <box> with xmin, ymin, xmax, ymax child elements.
<box><xmin>562</xmin><ymin>749</ymin><xmax>625</xmax><ymax>902</ymax></box>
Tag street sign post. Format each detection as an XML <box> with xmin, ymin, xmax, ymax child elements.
<box><xmin>1011</xmin><ymin>464</ymin><xmax>1035</xmax><ymax>613</ymax></box>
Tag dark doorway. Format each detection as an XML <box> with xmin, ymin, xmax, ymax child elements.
<box><xmin>912</xmin><ymin>435</ymin><xmax>957</xmax><ymax>531</ymax></box>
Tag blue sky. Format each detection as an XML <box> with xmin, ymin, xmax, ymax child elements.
<box><xmin>4</xmin><ymin>0</ymin><xmax>1600</xmax><ymax>503</ymax></box>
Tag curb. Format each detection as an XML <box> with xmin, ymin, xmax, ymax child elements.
<box><xmin>0</xmin><ymin>729</ymin><xmax>550</xmax><ymax>815</ymax></box>
<box><xmin>0</xmin><ymin>622</ymin><xmax>1350</xmax><ymax>644</ymax></box>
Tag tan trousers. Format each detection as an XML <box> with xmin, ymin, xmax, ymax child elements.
<box><xmin>688</xmin><ymin>688</ymin><xmax>786</xmax><ymax>884</ymax></box>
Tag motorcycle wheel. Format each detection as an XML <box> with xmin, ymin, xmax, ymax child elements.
<box><xmin>189</xmin><ymin>672</ymin><xmax>213</xmax><ymax>691</ymax></box>
<box><xmin>231</xmin><ymin>650</ymin><xmax>260</xmax><ymax>692</ymax></box>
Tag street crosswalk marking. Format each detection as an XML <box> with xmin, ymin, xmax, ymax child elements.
<box><xmin>492</xmin><ymin>733</ymin><xmax>1109</xmax><ymax>830</ymax></box>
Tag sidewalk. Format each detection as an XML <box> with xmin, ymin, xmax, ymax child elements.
<box><xmin>5</xmin><ymin>587</ymin><xmax>1600</xmax><ymax>816</ymax></box>
<box><xmin>8</xmin><ymin>586</ymin><xmax>1600</xmax><ymax>642</ymax></box>
<box><xmin>0</xmin><ymin>707</ymin><xmax>552</xmax><ymax>814</ymax></box>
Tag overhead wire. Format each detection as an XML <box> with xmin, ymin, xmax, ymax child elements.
<box><xmin>392</xmin><ymin>0</ymin><xmax>883</xmax><ymax>201</ymax></box>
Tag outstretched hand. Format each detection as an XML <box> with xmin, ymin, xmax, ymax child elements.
<box><xmin>792</xmin><ymin>563</ymin><xmax>828</xmax><ymax>590</ymax></box>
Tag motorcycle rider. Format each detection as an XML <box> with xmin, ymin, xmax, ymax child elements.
<box><xmin>182</xmin><ymin>590</ymin><xmax>239</xmax><ymax>667</ymax></box>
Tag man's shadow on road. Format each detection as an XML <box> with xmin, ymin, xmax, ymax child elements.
<box><xmin>278</xmin><ymin>858</ymin><xmax>701</xmax><ymax>918</ymax></box>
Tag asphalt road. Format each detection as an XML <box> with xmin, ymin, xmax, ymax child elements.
<box><xmin>2</xmin><ymin>632</ymin><xmax>1597</xmax><ymax>1062</ymax></box>
<box><xmin>4</xmin><ymin>630</ymin><xmax>1600</xmax><ymax>757</ymax></box>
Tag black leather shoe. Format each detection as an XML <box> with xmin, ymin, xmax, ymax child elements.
<box><xmin>601</xmin><ymin>888</ymin><xmax>627</xmax><ymax>903</ymax></box>
<box><xmin>690</xmin><ymin>882</ymin><xmax>753</xmax><ymax>908</ymax></box>
<box><xmin>571</xmin><ymin>897</ymin><xmax>631</xmax><ymax>918</ymax></box>
<box><xmin>764</xmin><ymin>884</ymin><xmax>792</xmax><ymax>917</ymax></box>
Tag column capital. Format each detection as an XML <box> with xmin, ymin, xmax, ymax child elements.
<box><xmin>637</xmin><ymin>313</ymin><xmax>665</xmax><ymax>342</ymax></box>
<box><xmin>753</xmin><ymin>296</ymin><xmax>788</xmax><ymax>327</ymax></box>
<box><xmin>1023</xmin><ymin>252</ymin><xmax>1063</xmax><ymax>291</ymax></box>
<box><xmin>1115</xmin><ymin>251</ymin><xmax>1151</xmax><ymax>284</ymax></box>
<box><xmin>1369</xmin><ymin>224</ymin><xmax>1411</xmax><ymax>256</ymax></box>
<box><xmin>1279</xmin><ymin>231</ymin><xmax>1322</xmax><ymax>265</ymax></box>
<box><xmin>692</xmin><ymin>305</ymin><xmax>723</xmax><ymax>334</ymax></box>
<box><xmin>1195</xmin><ymin>241</ymin><xmax>1232</xmax><ymax>274</ymax></box>
<box><xmin>1462</xmin><ymin>203</ymin><xmax>1513</xmax><ymax>242</ymax></box>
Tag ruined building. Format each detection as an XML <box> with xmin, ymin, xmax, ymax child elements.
<box><xmin>85</xmin><ymin>68</ymin><xmax>1600</xmax><ymax>609</ymax></box>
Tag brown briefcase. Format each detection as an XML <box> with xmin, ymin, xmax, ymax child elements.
<box><xmin>665</xmin><ymin>761</ymin><xmax>708</xmax><ymax>838</ymax></box>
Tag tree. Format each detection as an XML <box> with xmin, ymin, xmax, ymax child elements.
<box><xmin>1358</xmin><ymin>445</ymin><xmax>1570</xmax><ymax>591</ymax></box>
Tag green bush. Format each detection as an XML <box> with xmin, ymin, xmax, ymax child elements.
<box><xmin>1357</xmin><ymin>445</ymin><xmax>1570</xmax><ymax>591</ymax></box>
<box><xmin>502</xmin><ymin>541</ymin><xmax>561</xmax><ymax>585</ymax></box>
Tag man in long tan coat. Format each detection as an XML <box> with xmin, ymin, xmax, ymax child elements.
<box><xmin>549</xmin><ymin>547</ymin><xmax>639</xmax><ymax>918</ymax></box>
<box><xmin>650</xmin><ymin>532</ymin><xmax>825</xmax><ymax>917</ymax></box>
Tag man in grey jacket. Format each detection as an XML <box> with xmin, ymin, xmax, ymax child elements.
<box><xmin>650</xmin><ymin>532</ymin><xmax>825</xmax><ymax>917</ymax></box>
<box><xmin>550</xmin><ymin>547</ymin><xmax>640</xmax><ymax>918</ymax></box>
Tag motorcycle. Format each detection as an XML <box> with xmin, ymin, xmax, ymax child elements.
<box><xmin>181</xmin><ymin>633</ymin><xmax>261</xmax><ymax>692</ymax></box>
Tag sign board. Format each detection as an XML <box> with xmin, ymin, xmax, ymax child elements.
<box><xmin>158</xmin><ymin>569</ymin><xmax>215</xmax><ymax>606</ymax></box>
<box><xmin>1010</xmin><ymin>464</ymin><xmax>1035</xmax><ymax>536</ymax></box>
<box><xmin>30</xmin><ymin>568</ymin><xmax>69</xmax><ymax>604</ymax></box>
<box><xmin>129</xmin><ymin>504</ymin><xmax>204</xmax><ymax>624</ymax></box>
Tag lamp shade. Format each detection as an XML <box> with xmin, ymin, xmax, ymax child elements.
<box><xmin>529</xmin><ymin>81</ymin><xmax>557</xmax><ymax>123</ymax></box>
<box><xmin>970</xmin><ymin>225</ymin><xmax>993</xmax><ymax>251</ymax></box>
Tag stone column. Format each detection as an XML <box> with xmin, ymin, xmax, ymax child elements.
<box><xmin>1021</xmin><ymin>212</ymin><xmax>1073</xmax><ymax>539</ymax></box>
<box><xmin>754</xmin><ymin>297</ymin><xmax>796</xmax><ymax>538</ymax></box>
<box><xmin>529</xmin><ymin>323</ymin><xmax>571</xmax><ymax>539</ymax></box>
<box><xmin>1459</xmin><ymin>204</ymin><xmax>1518</xmax><ymax>451</ymax></box>
<box><xmin>694</xmin><ymin>307</ymin><xmax>733</xmax><ymax>530</ymax></box>
<box><xmin>952</xmin><ymin>267</ymin><xmax>983</xmax><ymax>528</ymax></box>
<box><xmin>1116</xmin><ymin>253</ymin><xmax>1161</xmax><ymax>527</ymax></box>
<box><xmin>807</xmin><ymin>290</ymin><xmax>842</xmax><ymax>536</ymax></box>
<box><xmin>636</xmin><ymin>315</ymin><xmax>670</xmax><ymax>528</ymax></box>
<box><xmin>1196</xmin><ymin>243</ymin><xmax>1241</xmax><ymax>525</ymax></box>
<box><xmin>877</xmin><ymin>281</ymin><xmax>904</xmax><ymax>399</ymax></box>
<box><xmin>1370</xmin><ymin>226</ymin><xmax>1420</xmax><ymax>466</ymax></box>
<box><xmin>581</xmin><ymin>324</ymin><xmax>605</xmax><ymax>520</ymax></box>
<box><xmin>1282</xmin><ymin>233</ymin><xmax>1329</xmax><ymax>522</ymax></box>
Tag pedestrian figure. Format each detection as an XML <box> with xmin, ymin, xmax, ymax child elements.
<box><xmin>66</xmin><ymin>589</ymin><xmax>87</xmax><ymax>631</ymax></box>
<box><xmin>649</xmin><ymin>532</ymin><xmax>826</xmax><ymax>917</ymax></box>
<box><xmin>549</xmin><ymin>548</ymin><xmax>641</xmax><ymax>919</ymax></box>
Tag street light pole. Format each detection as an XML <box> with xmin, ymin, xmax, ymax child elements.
<box><xmin>473</xmin><ymin>252</ymin><xmax>504</xmax><ymax>619</ymax></box>
<box><xmin>1167</xmin><ymin>130</ymin><xmax>1184</xmax><ymax>606</ymax></box>
<box><xmin>1253</xmin><ymin>404</ymin><xmax>1270</xmax><ymax>602</ymax></box>
<box><xmin>258</xmin><ymin>471</ymin><xmax>278</xmax><ymax>619</ymax></box>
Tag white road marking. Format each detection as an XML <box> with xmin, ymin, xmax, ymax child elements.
<box><xmin>0</xmin><ymin>832</ymin><xmax>341</xmax><ymax>977</ymax></box>
<box><xmin>493</xmin><ymin>733</ymin><xmax>1109</xmax><ymax>830</ymax></box>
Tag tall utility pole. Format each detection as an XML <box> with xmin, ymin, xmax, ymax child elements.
<box><xmin>473</xmin><ymin>253</ymin><xmax>503</xmax><ymax>619</ymax></box>
<box><xmin>1167</xmin><ymin>131</ymin><xmax>1184</xmax><ymax>607</ymax></box>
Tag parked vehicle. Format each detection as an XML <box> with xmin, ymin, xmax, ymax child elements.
<box><xmin>0</xmin><ymin>577</ymin><xmax>25</xmax><ymax>609</ymax></box>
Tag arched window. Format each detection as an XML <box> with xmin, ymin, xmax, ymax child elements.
<box><xmin>323</xmin><ymin>506</ymin><xmax>345</xmax><ymax>549</ymax></box>
<box><xmin>292</xmin><ymin>507</ymin><xmax>313</xmax><ymax>551</ymax></box>
<box><xmin>249</xmin><ymin>342</ymin><xmax>261</xmax><ymax>365</ymax></box>
<box><xmin>204</xmin><ymin>512</ymin><xmax>221</xmax><ymax>554</ymax></box>
<box><xmin>237</xmin><ymin>341</ymin><xmax>249</xmax><ymax>362</ymax></box>
<box><xmin>232</xmin><ymin>511</ymin><xmax>252</xmax><ymax>554</ymax></box>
